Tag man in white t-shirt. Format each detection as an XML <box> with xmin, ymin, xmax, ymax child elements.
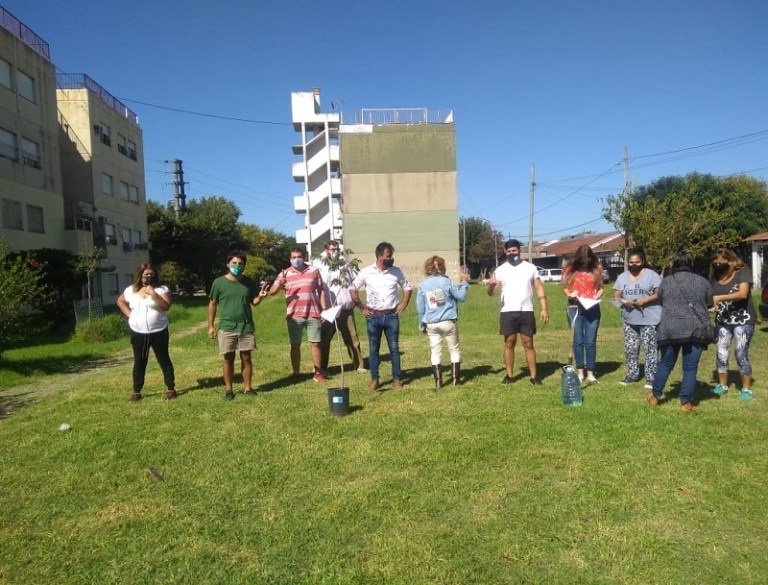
<box><xmin>351</xmin><ymin>242</ymin><xmax>412</xmax><ymax>391</ymax></box>
<box><xmin>487</xmin><ymin>239</ymin><xmax>549</xmax><ymax>385</ymax></box>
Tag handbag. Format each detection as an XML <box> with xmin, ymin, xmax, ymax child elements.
<box><xmin>670</xmin><ymin>274</ymin><xmax>717</xmax><ymax>342</ymax></box>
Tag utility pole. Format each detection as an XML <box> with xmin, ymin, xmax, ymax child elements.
<box><xmin>528</xmin><ymin>162</ymin><xmax>536</xmax><ymax>261</ymax></box>
<box><xmin>167</xmin><ymin>159</ymin><xmax>187</xmax><ymax>219</ymax></box>
<box><xmin>622</xmin><ymin>147</ymin><xmax>631</xmax><ymax>269</ymax></box>
<box><xmin>461</xmin><ymin>218</ymin><xmax>466</xmax><ymax>268</ymax></box>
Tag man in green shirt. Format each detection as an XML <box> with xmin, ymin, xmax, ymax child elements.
<box><xmin>208</xmin><ymin>250</ymin><xmax>268</xmax><ymax>400</ymax></box>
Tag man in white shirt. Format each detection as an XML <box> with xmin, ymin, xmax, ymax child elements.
<box><xmin>487</xmin><ymin>239</ymin><xmax>549</xmax><ymax>385</ymax></box>
<box><xmin>351</xmin><ymin>242</ymin><xmax>413</xmax><ymax>391</ymax></box>
<box><xmin>314</xmin><ymin>240</ymin><xmax>365</xmax><ymax>373</ymax></box>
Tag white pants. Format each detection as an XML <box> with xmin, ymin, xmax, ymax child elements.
<box><xmin>425</xmin><ymin>320</ymin><xmax>460</xmax><ymax>365</ymax></box>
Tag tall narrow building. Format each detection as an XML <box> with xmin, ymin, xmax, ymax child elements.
<box><xmin>290</xmin><ymin>89</ymin><xmax>341</xmax><ymax>257</ymax></box>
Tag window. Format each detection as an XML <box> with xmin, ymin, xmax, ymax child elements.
<box><xmin>20</xmin><ymin>138</ymin><xmax>41</xmax><ymax>169</ymax></box>
<box><xmin>129</xmin><ymin>184</ymin><xmax>140</xmax><ymax>205</ymax></box>
<box><xmin>133</xmin><ymin>228</ymin><xmax>142</xmax><ymax>245</ymax></box>
<box><xmin>2</xmin><ymin>199</ymin><xmax>23</xmax><ymax>230</ymax></box>
<box><xmin>104</xmin><ymin>223</ymin><xmax>117</xmax><ymax>245</ymax></box>
<box><xmin>26</xmin><ymin>205</ymin><xmax>44</xmax><ymax>233</ymax></box>
<box><xmin>95</xmin><ymin>122</ymin><xmax>111</xmax><ymax>146</ymax></box>
<box><xmin>120</xmin><ymin>181</ymin><xmax>130</xmax><ymax>201</ymax></box>
<box><xmin>117</xmin><ymin>134</ymin><xmax>128</xmax><ymax>156</ymax></box>
<box><xmin>106</xmin><ymin>274</ymin><xmax>119</xmax><ymax>296</ymax></box>
<box><xmin>127</xmin><ymin>140</ymin><xmax>137</xmax><ymax>161</ymax></box>
<box><xmin>0</xmin><ymin>58</ymin><xmax>11</xmax><ymax>89</ymax></box>
<box><xmin>17</xmin><ymin>70</ymin><xmax>35</xmax><ymax>103</ymax></box>
<box><xmin>102</xmin><ymin>174</ymin><xmax>113</xmax><ymax>197</ymax></box>
<box><xmin>0</xmin><ymin>127</ymin><xmax>17</xmax><ymax>160</ymax></box>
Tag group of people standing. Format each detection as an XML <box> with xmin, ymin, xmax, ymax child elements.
<box><xmin>118</xmin><ymin>238</ymin><xmax>757</xmax><ymax>412</ymax></box>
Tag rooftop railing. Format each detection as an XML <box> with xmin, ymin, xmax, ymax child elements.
<box><xmin>56</xmin><ymin>72</ymin><xmax>139</xmax><ymax>126</ymax></box>
<box><xmin>0</xmin><ymin>5</ymin><xmax>51</xmax><ymax>61</ymax></box>
<box><xmin>348</xmin><ymin>108</ymin><xmax>454</xmax><ymax>125</ymax></box>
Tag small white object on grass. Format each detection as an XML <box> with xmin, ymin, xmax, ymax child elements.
<box><xmin>58</xmin><ymin>423</ymin><xmax>71</xmax><ymax>432</ymax></box>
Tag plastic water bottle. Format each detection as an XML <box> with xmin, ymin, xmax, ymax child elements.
<box><xmin>561</xmin><ymin>365</ymin><xmax>583</xmax><ymax>406</ymax></box>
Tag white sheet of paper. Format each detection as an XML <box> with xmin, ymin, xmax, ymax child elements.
<box><xmin>577</xmin><ymin>297</ymin><xmax>601</xmax><ymax>310</ymax></box>
<box><xmin>321</xmin><ymin>306</ymin><xmax>343</xmax><ymax>322</ymax></box>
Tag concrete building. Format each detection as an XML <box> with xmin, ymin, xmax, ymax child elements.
<box><xmin>57</xmin><ymin>73</ymin><xmax>149</xmax><ymax>303</ymax></box>
<box><xmin>291</xmin><ymin>89</ymin><xmax>459</xmax><ymax>281</ymax></box>
<box><xmin>0</xmin><ymin>8</ymin><xmax>65</xmax><ymax>251</ymax></box>
<box><xmin>290</xmin><ymin>89</ymin><xmax>341</xmax><ymax>256</ymax></box>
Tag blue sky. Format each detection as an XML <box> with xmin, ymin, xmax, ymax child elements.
<box><xmin>7</xmin><ymin>0</ymin><xmax>767</xmax><ymax>241</ymax></box>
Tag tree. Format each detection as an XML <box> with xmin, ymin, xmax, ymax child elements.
<box><xmin>148</xmin><ymin>196</ymin><xmax>246</xmax><ymax>293</ymax></box>
<box><xmin>459</xmin><ymin>217</ymin><xmax>505</xmax><ymax>278</ymax></box>
<box><xmin>0</xmin><ymin>239</ymin><xmax>51</xmax><ymax>359</ymax></box>
<box><xmin>239</xmin><ymin>223</ymin><xmax>296</xmax><ymax>282</ymax></box>
<box><xmin>603</xmin><ymin>173</ymin><xmax>768</xmax><ymax>268</ymax></box>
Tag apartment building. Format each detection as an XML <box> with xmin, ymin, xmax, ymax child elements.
<box><xmin>290</xmin><ymin>89</ymin><xmax>459</xmax><ymax>281</ymax></box>
<box><xmin>0</xmin><ymin>5</ymin><xmax>149</xmax><ymax>305</ymax></box>
<box><xmin>57</xmin><ymin>74</ymin><xmax>149</xmax><ymax>302</ymax></box>
<box><xmin>0</xmin><ymin>8</ymin><xmax>65</xmax><ymax>251</ymax></box>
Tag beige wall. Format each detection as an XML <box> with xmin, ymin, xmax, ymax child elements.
<box><xmin>342</xmin><ymin>171</ymin><xmax>457</xmax><ymax>213</ymax></box>
<box><xmin>0</xmin><ymin>27</ymin><xmax>65</xmax><ymax>251</ymax></box>
<box><xmin>56</xmin><ymin>88</ymin><xmax>149</xmax><ymax>303</ymax></box>
<box><xmin>351</xmin><ymin>249</ymin><xmax>462</xmax><ymax>286</ymax></box>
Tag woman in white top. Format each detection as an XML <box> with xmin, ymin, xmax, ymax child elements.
<box><xmin>117</xmin><ymin>262</ymin><xmax>176</xmax><ymax>401</ymax></box>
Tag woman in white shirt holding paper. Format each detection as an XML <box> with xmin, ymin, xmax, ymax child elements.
<box><xmin>562</xmin><ymin>245</ymin><xmax>604</xmax><ymax>384</ymax></box>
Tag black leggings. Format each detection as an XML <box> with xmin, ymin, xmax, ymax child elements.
<box><xmin>131</xmin><ymin>328</ymin><xmax>175</xmax><ymax>392</ymax></box>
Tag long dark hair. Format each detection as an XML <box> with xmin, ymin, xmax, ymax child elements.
<box><xmin>563</xmin><ymin>245</ymin><xmax>602</xmax><ymax>290</ymax></box>
<box><xmin>132</xmin><ymin>262</ymin><xmax>160</xmax><ymax>292</ymax></box>
<box><xmin>669</xmin><ymin>251</ymin><xmax>694</xmax><ymax>275</ymax></box>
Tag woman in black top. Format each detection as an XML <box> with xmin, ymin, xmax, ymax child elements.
<box><xmin>709</xmin><ymin>248</ymin><xmax>756</xmax><ymax>400</ymax></box>
<box><xmin>647</xmin><ymin>251</ymin><xmax>713</xmax><ymax>413</ymax></box>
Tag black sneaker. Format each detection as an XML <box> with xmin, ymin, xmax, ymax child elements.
<box><xmin>224</xmin><ymin>390</ymin><xmax>235</xmax><ymax>401</ymax></box>
<box><xmin>619</xmin><ymin>376</ymin><xmax>640</xmax><ymax>386</ymax></box>
<box><xmin>501</xmin><ymin>375</ymin><xmax>514</xmax><ymax>384</ymax></box>
<box><xmin>129</xmin><ymin>391</ymin><xmax>142</xmax><ymax>402</ymax></box>
<box><xmin>530</xmin><ymin>377</ymin><xmax>542</xmax><ymax>386</ymax></box>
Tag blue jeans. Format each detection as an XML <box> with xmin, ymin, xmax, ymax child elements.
<box><xmin>652</xmin><ymin>343</ymin><xmax>704</xmax><ymax>405</ymax></box>
<box><xmin>567</xmin><ymin>305</ymin><xmax>600</xmax><ymax>371</ymax></box>
<box><xmin>366</xmin><ymin>314</ymin><xmax>401</xmax><ymax>381</ymax></box>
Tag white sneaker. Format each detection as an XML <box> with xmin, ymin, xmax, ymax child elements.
<box><xmin>356</xmin><ymin>366</ymin><xmax>368</xmax><ymax>373</ymax></box>
<box><xmin>586</xmin><ymin>375</ymin><xmax>598</xmax><ymax>385</ymax></box>
<box><xmin>578</xmin><ymin>373</ymin><xmax>585</xmax><ymax>384</ymax></box>
<box><xmin>644</xmin><ymin>382</ymin><xmax>653</xmax><ymax>390</ymax></box>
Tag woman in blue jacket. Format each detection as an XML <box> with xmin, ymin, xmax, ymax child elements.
<box><xmin>416</xmin><ymin>256</ymin><xmax>469</xmax><ymax>387</ymax></box>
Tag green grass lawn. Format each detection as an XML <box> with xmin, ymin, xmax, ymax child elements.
<box><xmin>1</xmin><ymin>284</ymin><xmax>767</xmax><ymax>584</ymax></box>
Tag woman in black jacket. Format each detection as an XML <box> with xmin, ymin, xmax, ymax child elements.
<box><xmin>647</xmin><ymin>251</ymin><xmax>714</xmax><ymax>413</ymax></box>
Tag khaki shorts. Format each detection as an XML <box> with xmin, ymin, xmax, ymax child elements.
<box><xmin>287</xmin><ymin>317</ymin><xmax>322</xmax><ymax>344</ymax></box>
<box><xmin>217</xmin><ymin>330</ymin><xmax>255</xmax><ymax>354</ymax></box>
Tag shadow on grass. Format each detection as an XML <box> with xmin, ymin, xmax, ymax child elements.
<box><xmin>0</xmin><ymin>391</ymin><xmax>34</xmax><ymax>420</ymax></box>
<box><xmin>659</xmin><ymin>380</ymin><xmax>719</xmax><ymax>404</ymax></box>
<box><xmin>185</xmin><ymin>373</ymin><xmax>308</xmax><ymax>395</ymax></box>
<box><xmin>1</xmin><ymin>353</ymin><xmax>126</xmax><ymax>378</ymax></box>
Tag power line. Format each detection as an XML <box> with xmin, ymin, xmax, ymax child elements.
<box><xmin>118</xmin><ymin>97</ymin><xmax>291</xmax><ymax>126</ymax></box>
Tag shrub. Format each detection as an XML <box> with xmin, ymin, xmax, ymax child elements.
<box><xmin>71</xmin><ymin>315</ymin><xmax>128</xmax><ymax>344</ymax></box>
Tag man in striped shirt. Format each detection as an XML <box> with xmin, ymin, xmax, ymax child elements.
<box><xmin>269</xmin><ymin>246</ymin><xmax>329</xmax><ymax>382</ymax></box>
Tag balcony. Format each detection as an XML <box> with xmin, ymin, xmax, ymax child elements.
<box><xmin>56</xmin><ymin>73</ymin><xmax>139</xmax><ymax>126</ymax></box>
<box><xmin>0</xmin><ymin>6</ymin><xmax>50</xmax><ymax>61</ymax></box>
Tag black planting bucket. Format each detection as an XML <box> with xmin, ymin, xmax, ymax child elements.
<box><xmin>327</xmin><ymin>387</ymin><xmax>350</xmax><ymax>417</ymax></box>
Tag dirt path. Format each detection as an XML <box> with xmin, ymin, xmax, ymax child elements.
<box><xmin>0</xmin><ymin>321</ymin><xmax>208</xmax><ymax>418</ymax></box>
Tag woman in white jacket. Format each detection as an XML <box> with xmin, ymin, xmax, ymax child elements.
<box><xmin>117</xmin><ymin>262</ymin><xmax>176</xmax><ymax>401</ymax></box>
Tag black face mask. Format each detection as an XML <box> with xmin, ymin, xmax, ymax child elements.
<box><xmin>381</xmin><ymin>259</ymin><xmax>394</xmax><ymax>269</ymax></box>
<box><xmin>628</xmin><ymin>265</ymin><xmax>642</xmax><ymax>275</ymax></box>
<box><xmin>713</xmin><ymin>264</ymin><xmax>728</xmax><ymax>277</ymax></box>
<box><xmin>141</xmin><ymin>275</ymin><xmax>156</xmax><ymax>286</ymax></box>
<box><xmin>507</xmin><ymin>254</ymin><xmax>522</xmax><ymax>266</ymax></box>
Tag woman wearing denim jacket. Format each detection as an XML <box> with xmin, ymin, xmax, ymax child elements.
<box><xmin>416</xmin><ymin>257</ymin><xmax>469</xmax><ymax>387</ymax></box>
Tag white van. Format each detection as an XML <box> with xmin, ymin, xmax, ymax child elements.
<box><xmin>537</xmin><ymin>268</ymin><xmax>563</xmax><ymax>283</ymax></box>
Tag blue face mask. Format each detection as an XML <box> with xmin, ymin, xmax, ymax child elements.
<box><xmin>229</xmin><ymin>264</ymin><xmax>244</xmax><ymax>277</ymax></box>
<box><xmin>290</xmin><ymin>258</ymin><xmax>305</xmax><ymax>269</ymax></box>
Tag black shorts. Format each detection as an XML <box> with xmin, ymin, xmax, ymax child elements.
<box><xmin>499</xmin><ymin>311</ymin><xmax>536</xmax><ymax>337</ymax></box>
